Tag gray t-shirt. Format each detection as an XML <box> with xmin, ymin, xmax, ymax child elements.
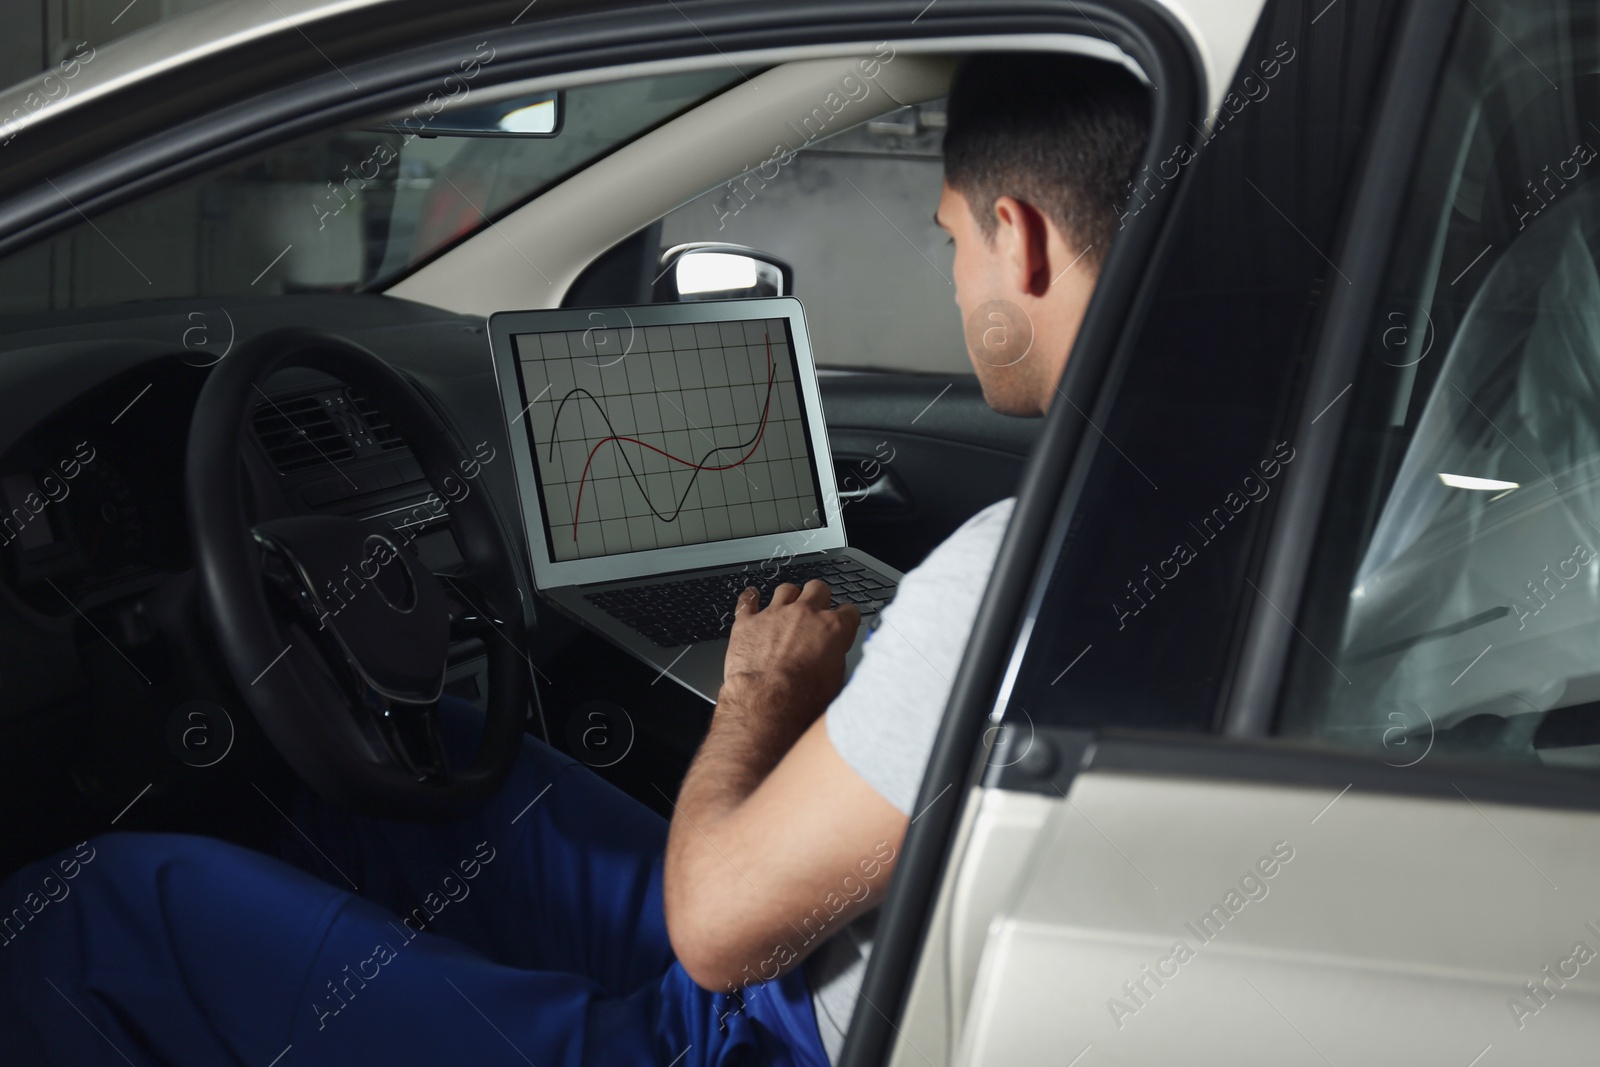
<box><xmin>807</xmin><ymin>497</ymin><xmax>1015</xmax><ymax>1062</ymax></box>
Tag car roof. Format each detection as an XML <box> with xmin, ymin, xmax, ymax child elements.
<box><xmin>0</xmin><ymin>0</ymin><xmax>389</xmax><ymax>144</ymax></box>
<box><xmin>0</xmin><ymin>0</ymin><xmax>1265</xmax><ymax>146</ymax></box>
<box><xmin>0</xmin><ymin>0</ymin><xmax>1267</xmax><ymax>267</ymax></box>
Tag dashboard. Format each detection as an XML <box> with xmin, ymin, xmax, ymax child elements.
<box><xmin>0</xmin><ymin>292</ymin><xmax>555</xmax><ymax>879</ymax></box>
<box><xmin>0</xmin><ymin>358</ymin><xmax>195</xmax><ymax>618</ymax></box>
<box><xmin>0</xmin><ymin>293</ymin><xmax>535</xmax><ymax>721</ymax></box>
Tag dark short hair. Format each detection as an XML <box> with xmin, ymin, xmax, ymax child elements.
<box><xmin>943</xmin><ymin>52</ymin><xmax>1150</xmax><ymax>271</ymax></box>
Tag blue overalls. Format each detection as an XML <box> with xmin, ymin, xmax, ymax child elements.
<box><xmin>0</xmin><ymin>697</ymin><xmax>830</xmax><ymax>1066</ymax></box>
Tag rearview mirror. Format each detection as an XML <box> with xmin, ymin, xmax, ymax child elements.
<box><xmin>379</xmin><ymin>90</ymin><xmax>563</xmax><ymax>138</ymax></box>
<box><xmin>654</xmin><ymin>243</ymin><xmax>794</xmax><ymax>302</ymax></box>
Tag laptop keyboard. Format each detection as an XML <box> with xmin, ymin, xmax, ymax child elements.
<box><xmin>583</xmin><ymin>557</ymin><xmax>898</xmax><ymax>648</ymax></box>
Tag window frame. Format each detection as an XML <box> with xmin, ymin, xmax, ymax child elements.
<box><xmin>1217</xmin><ymin>0</ymin><xmax>1468</xmax><ymax>742</ymax></box>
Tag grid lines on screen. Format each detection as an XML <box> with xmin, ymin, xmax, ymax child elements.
<box><xmin>515</xmin><ymin>317</ymin><xmax>823</xmax><ymax>562</ymax></box>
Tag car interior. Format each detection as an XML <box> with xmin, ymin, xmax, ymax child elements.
<box><xmin>0</xmin><ymin>38</ymin><xmax>1129</xmax><ymax>877</ymax></box>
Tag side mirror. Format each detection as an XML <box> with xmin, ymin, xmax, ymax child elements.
<box><xmin>654</xmin><ymin>243</ymin><xmax>794</xmax><ymax>302</ymax></box>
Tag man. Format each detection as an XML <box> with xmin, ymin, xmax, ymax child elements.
<box><xmin>663</xmin><ymin>52</ymin><xmax>1148</xmax><ymax>1059</ymax></box>
<box><xmin>0</xmin><ymin>51</ymin><xmax>1146</xmax><ymax>1067</ymax></box>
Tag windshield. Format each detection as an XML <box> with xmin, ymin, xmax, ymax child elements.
<box><xmin>0</xmin><ymin>67</ymin><xmax>740</xmax><ymax>315</ymax></box>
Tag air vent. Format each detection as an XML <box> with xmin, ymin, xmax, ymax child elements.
<box><xmin>252</xmin><ymin>394</ymin><xmax>355</xmax><ymax>473</ymax></box>
<box><xmin>347</xmin><ymin>390</ymin><xmax>404</xmax><ymax>450</ymax></box>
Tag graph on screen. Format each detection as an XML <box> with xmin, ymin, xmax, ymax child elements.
<box><xmin>515</xmin><ymin>316</ymin><xmax>823</xmax><ymax>562</ymax></box>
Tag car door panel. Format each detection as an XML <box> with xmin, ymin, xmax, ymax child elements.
<box><xmin>955</xmin><ymin>769</ymin><xmax>1600</xmax><ymax>1065</ymax></box>
<box><xmin>886</xmin><ymin>785</ymin><xmax>1054</xmax><ymax>1067</ymax></box>
<box><xmin>823</xmin><ymin>376</ymin><xmax>1039</xmax><ymax>571</ymax></box>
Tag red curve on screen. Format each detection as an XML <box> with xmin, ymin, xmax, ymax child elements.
<box><xmin>569</xmin><ymin>334</ymin><xmax>775</xmax><ymax>541</ymax></box>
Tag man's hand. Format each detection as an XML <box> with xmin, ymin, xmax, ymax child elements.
<box><xmin>721</xmin><ymin>580</ymin><xmax>861</xmax><ymax>739</ymax></box>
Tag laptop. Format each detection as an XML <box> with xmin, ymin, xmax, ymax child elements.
<box><xmin>487</xmin><ymin>297</ymin><xmax>902</xmax><ymax>702</ymax></box>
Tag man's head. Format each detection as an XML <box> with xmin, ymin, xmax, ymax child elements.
<box><xmin>936</xmin><ymin>53</ymin><xmax>1149</xmax><ymax>415</ymax></box>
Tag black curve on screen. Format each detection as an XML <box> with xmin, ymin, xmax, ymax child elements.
<box><xmin>544</xmin><ymin>336</ymin><xmax>777</xmax><ymax>534</ymax></box>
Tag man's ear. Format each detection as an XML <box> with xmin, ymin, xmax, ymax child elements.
<box><xmin>992</xmin><ymin>195</ymin><xmax>1053</xmax><ymax>298</ymax></box>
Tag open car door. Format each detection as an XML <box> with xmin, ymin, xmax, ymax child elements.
<box><xmin>845</xmin><ymin>0</ymin><xmax>1600</xmax><ymax>1063</ymax></box>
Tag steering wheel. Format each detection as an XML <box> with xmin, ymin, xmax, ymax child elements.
<box><xmin>187</xmin><ymin>328</ymin><xmax>529</xmax><ymax>819</ymax></box>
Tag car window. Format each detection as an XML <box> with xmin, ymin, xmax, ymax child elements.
<box><xmin>0</xmin><ymin>67</ymin><xmax>740</xmax><ymax>315</ymax></box>
<box><xmin>980</xmin><ymin>0</ymin><xmax>1398</xmax><ymax>738</ymax></box>
<box><xmin>1281</xmin><ymin>0</ymin><xmax>1600</xmax><ymax>776</ymax></box>
<box><xmin>656</xmin><ymin>101</ymin><xmax>968</xmax><ymax>374</ymax></box>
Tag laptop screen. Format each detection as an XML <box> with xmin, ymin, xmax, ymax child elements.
<box><xmin>508</xmin><ymin>313</ymin><xmax>829</xmax><ymax>564</ymax></box>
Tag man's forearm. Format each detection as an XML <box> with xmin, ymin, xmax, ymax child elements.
<box><xmin>662</xmin><ymin>681</ymin><xmax>821</xmax><ymax>986</ymax></box>
<box><xmin>679</xmin><ymin>679</ymin><xmax>816</xmax><ymax>817</ymax></box>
